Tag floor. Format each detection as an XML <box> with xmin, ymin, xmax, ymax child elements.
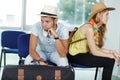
<box><xmin>0</xmin><ymin>54</ymin><xmax>120</xmax><ymax>80</ymax></box>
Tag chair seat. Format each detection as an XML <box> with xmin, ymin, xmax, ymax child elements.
<box><xmin>71</xmin><ymin>63</ymin><xmax>99</xmax><ymax>80</ymax></box>
<box><xmin>2</xmin><ymin>48</ymin><xmax>18</xmax><ymax>53</ymax></box>
<box><xmin>71</xmin><ymin>63</ymin><xmax>93</xmax><ymax>68</ymax></box>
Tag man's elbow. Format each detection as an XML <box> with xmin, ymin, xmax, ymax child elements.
<box><xmin>29</xmin><ymin>49</ymin><xmax>35</xmax><ymax>55</ymax></box>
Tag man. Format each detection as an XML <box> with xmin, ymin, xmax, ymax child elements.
<box><xmin>25</xmin><ymin>5</ymin><xmax>69</xmax><ymax>66</ymax></box>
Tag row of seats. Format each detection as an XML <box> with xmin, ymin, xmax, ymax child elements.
<box><xmin>0</xmin><ymin>30</ymin><xmax>99</xmax><ymax>80</ymax></box>
<box><xmin>0</xmin><ymin>31</ymin><xmax>29</xmax><ymax>67</ymax></box>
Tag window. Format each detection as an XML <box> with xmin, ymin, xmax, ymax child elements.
<box><xmin>58</xmin><ymin>0</ymin><xmax>100</xmax><ymax>26</ymax></box>
<box><xmin>26</xmin><ymin>0</ymin><xmax>59</xmax><ymax>25</ymax></box>
<box><xmin>26</xmin><ymin>0</ymin><xmax>99</xmax><ymax>28</ymax></box>
<box><xmin>0</xmin><ymin>0</ymin><xmax>100</xmax><ymax>29</ymax></box>
<box><xmin>0</xmin><ymin>0</ymin><xmax>22</xmax><ymax>28</ymax></box>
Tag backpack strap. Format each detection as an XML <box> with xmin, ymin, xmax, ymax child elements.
<box><xmin>70</xmin><ymin>23</ymin><xmax>91</xmax><ymax>44</ymax></box>
<box><xmin>70</xmin><ymin>37</ymin><xmax>86</xmax><ymax>44</ymax></box>
<box><xmin>68</xmin><ymin>27</ymin><xmax>78</xmax><ymax>44</ymax></box>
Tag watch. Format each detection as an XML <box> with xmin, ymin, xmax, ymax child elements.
<box><xmin>54</xmin><ymin>37</ymin><xmax>59</xmax><ymax>40</ymax></box>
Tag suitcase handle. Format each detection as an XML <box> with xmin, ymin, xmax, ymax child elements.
<box><xmin>55</xmin><ymin>70</ymin><xmax>61</xmax><ymax>80</ymax></box>
<box><xmin>36</xmin><ymin>75</ymin><xmax>42</xmax><ymax>80</ymax></box>
<box><xmin>18</xmin><ymin>69</ymin><xmax>24</xmax><ymax>80</ymax></box>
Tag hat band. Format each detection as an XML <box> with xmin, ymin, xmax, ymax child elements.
<box><xmin>41</xmin><ymin>12</ymin><xmax>57</xmax><ymax>16</ymax></box>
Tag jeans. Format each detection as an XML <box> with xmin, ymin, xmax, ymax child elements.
<box><xmin>25</xmin><ymin>51</ymin><xmax>69</xmax><ymax>66</ymax></box>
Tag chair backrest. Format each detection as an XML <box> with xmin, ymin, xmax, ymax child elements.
<box><xmin>1</xmin><ymin>30</ymin><xmax>25</xmax><ymax>49</ymax></box>
<box><xmin>18</xmin><ymin>33</ymin><xmax>30</xmax><ymax>58</ymax></box>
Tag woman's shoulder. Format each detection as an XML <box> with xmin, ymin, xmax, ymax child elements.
<box><xmin>80</xmin><ymin>23</ymin><xmax>94</xmax><ymax>35</ymax></box>
<box><xmin>81</xmin><ymin>23</ymin><xmax>93</xmax><ymax>31</ymax></box>
<box><xmin>82</xmin><ymin>23</ymin><xmax>92</xmax><ymax>28</ymax></box>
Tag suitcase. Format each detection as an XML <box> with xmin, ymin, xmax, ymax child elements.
<box><xmin>2</xmin><ymin>65</ymin><xmax>74</xmax><ymax>80</ymax></box>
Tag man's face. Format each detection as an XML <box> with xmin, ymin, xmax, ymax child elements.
<box><xmin>41</xmin><ymin>16</ymin><xmax>56</xmax><ymax>31</ymax></box>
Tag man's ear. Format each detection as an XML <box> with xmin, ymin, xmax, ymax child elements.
<box><xmin>54</xmin><ymin>18</ymin><xmax>58</xmax><ymax>24</ymax></box>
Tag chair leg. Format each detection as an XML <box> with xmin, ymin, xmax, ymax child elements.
<box><xmin>0</xmin><ymin>49</ymin><xmax>3</xmax><ymax>68</ymax></box>
<box><xmin>4</xmin><ymin>52</ymin><xmax>6</xmax><ymax>66</ymax></box>
<box><xmin>19</xmin><ymin>58</ymin><xmax>21</xmax><ymax>65</ymax></box>
<box><xmin>94</xmin><ymin>67</ymin><xmax>99</xmax><ymax>80</ymax></box>
<box><xmin>19</xmin><ymin>57</ymin><xmax>23</xmax><ymax>65</ymax></box>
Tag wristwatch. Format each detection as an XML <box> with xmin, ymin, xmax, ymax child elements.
<box><xmin>54</xmin><ymin>37</ymin><xmax>59</xmax><ymax>40</ymax></box>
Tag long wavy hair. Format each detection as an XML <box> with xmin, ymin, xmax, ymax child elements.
<box><xmin>92</xmin><ymin>10</ymin><xmax>107</xmax><ymax>48</ymax></box>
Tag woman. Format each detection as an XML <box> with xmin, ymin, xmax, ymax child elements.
<box><xmin>68</xmin><ymin>2</ymin><xmax>120</xmax><ymax>80</ymax></box>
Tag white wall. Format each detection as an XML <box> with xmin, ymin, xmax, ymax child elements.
<box><xmin>104</xmin><ymin>0</ymin><xmax>120</xmax><ymax>77</ymax></box>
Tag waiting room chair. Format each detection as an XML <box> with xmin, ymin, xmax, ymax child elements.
<box><xmin>0</xmin><ymin>30</ymin><xmax>25</xmax><ymax>68</ymax></box>
<box><xmin>17</xmin><ymin>33</ymin><xmax>30</xmax><ymax>65</ymax></box>
<box><xmin>18</xmin><ymin>33</ymin><xmax>57</xmax><ymax>66</ymax></box>
<box><xmin>71</xmin><ymin>63</ymin><xmax>99</xmax><ymax>80</ymax></box>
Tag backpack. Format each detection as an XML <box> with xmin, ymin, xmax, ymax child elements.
<box><xmin>68</xmin><ymin>24</ymin><xmax>88</xmax><ymax>45</ymax></box>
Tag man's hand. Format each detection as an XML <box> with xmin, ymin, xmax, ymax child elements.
<box><xmin>39</xmin><ymin>61</ymin><xmax>48</xmax><ymax>66</ymax></box>
<box><xmin>48</xmin><ymin>28</ymin><xmax>58</xmax><ymax>38</ymax></box>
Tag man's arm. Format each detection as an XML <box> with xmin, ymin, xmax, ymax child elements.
<box><xmin>29</xmin><ymin>33</ymin><xmax>48</xmax><ymax>65</ymax></box>
<box><xmin>29</xmin><ymin>33</ymin><xmax>40</xmax><ymax>60</ymax></box>
<box><xmin>55</xmin><ymin>39</ymin><xmax>69</xmax><ymax>57</ymax></box>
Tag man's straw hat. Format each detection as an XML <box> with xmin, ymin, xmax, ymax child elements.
<box><xmin>40</xmin><ymin>5</ymin><xmax>58</xmax><ymax>18</ymax></box>
<box><xmin>88</xmin><ymin>2</ymin><xmax>115</xmax><ymax>21</ymax></box>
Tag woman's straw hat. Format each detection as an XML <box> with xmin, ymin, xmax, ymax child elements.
<box><xmin>88</xmin><ymin>2</ymin><xmax>115</xmax><ymax>21</ymax></box>
<box><xmin>40</xmin><ymin>5</ymin><xmax>58</xmax><ymax>18</ymax></box>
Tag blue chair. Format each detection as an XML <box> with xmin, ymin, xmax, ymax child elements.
<box><xmin>18</xmin><ymin>33</ymin><xmax>57</xmax><ymax>65</ymax></box>
<box><xmin>17</xmin><ymin>33</ymin><xmax>30</xmax><ymax>65</ymax></box>
<box><xmin>0</xmin><ymin>30</ymin><xmax>25</xmax><ymax>68</ymax></box>
<box><xmin>71</xmin><ymin>63</ymin><xmax>99</xmax><ymax>80</ymax></box>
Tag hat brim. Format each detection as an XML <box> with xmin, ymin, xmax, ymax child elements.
<box><xmin>37</xmin><ymin>14</ymin><xmax>58</xmax><ymax>18</ymax></box>
<box><xmin>88</xmin><ymin>7</ymin><xmax>115</xmax><ymax>21</ymax></box>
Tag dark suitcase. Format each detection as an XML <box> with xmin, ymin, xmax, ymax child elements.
<box><xmin>2</xmin><ymin>65</ymin><xmax>74</xmax><ymax>80</ymax></box>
